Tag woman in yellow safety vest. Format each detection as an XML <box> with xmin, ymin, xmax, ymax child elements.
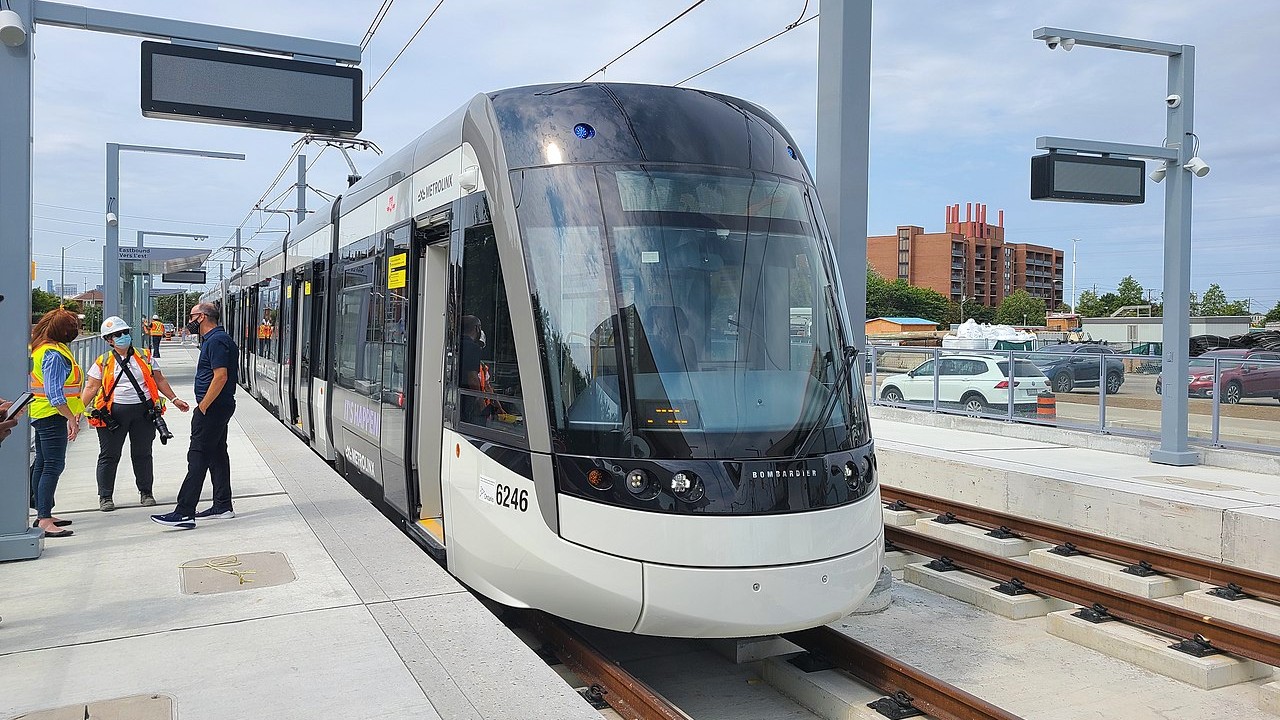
<box><xmin>81</xmin><ymin>316</ymin><xmax>190</xmax><ymax>512</ymax></box>
<box><xmin>29</xmin><ymin>308</ymin><xmax>85</xmax><ymax>538</ymax></box>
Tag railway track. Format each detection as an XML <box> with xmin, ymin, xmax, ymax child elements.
<box><xmin>882</xmin><ymin>488</ymin><xmax>1280</xmax><ymax>668</ymax></box>
<box><xmin>518</xmin><ymin>610</ymin><xmax>688</xmax><ymax>720</ymax></box>
<box><xmin>519</xmin><ymin>608</ymin><xmax>1028</xmax><ymax>720</ymax></box>
<box><xmin>882</xmin><ymin>486</ymin><xmax>1280</xmax><ymax>603</ymax></box>
<box><xmin>783</xmin><ymin>626</ymin><xmax>1025</xmax><ymax>720</ymax></box>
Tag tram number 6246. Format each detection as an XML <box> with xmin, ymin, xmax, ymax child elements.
<box><xmin>495</xmin><ymin>484</ymin><xmax>528</xmax><ymax>512</ymax></box>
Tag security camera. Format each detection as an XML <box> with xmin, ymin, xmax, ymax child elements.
<box><xmin>1045</xmin><ymin>35</ymin><xmax>1062</xmax><ymax>50</ymax></box>
<box><xmin>1165</xmin><ymin>94</ymin><xmax>1182</xmax><ymax>109</ymax></box>
<box><xmin>1183</xmin><ymin>157</ymin><xmax>1210</xmax><ymax>177</ymax></box>
<box><xmin>1149</xmin><ymin>164</ymin><xmax>1167</xmax><ymax>183</ymax></box>
<box><xmin>0</xmin><ymin>9</ymin><xmax>28</xmax><ymax>48</ymax></box>
<box><xmin>1061</xmin><ymin>38</ymin><xmax>1075</xmax><ymax>51</ymax></box>
<box><xmin>106</xmin><ymin>212</ymin><xmax>119</xmax><ymax>227</ymax></box>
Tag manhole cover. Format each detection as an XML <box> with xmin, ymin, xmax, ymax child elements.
<box><xmin>179</xmin><ymin>551</ymin><xmax>295</xmax><ymax>595</ymax></box>
<box><xmin>14</xmin><ymin>693</ymin><xmax>173</xmax><ymax>719</ymax></box>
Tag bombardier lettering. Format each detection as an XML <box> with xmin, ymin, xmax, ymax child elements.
<box><xmin>417</xmin><ymin>174</ymin><xmax>453</xmax><ymax>203</ymax></box>
<box><xmin>751</xmin><ymin>469</ymin><xmax>819</xmax><ymax>479</ymax></box>
<box><xmin>343</xmin><ymin>399</ymin><xmax>380</xmax><ymax>438</ymax></box>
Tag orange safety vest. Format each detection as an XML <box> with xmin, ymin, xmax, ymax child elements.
<box><xmin>29</xmin><ymin>343</ymin><xmax>84</xmax><ymax>419</ymax></box>
<box><xmin>147</xmin><ymin>320</ymin><xmax>165</xmax><ymax>336</ymax></box>
<box><xmin>87</xmin><ymin>348</ymin><xmax>164</xmax><ymax>427</ymax></box>
<box><xmin>258</xmin><ymin>323</ymin><xmax>272</xmax><ymax>339</ymax></box>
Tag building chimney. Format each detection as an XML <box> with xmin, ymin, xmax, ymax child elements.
<box><xmin>966</xmin><ymin>202</ymin><xmax>972</xmax><ymax>223</ymax></box>
<box><xmin>998</xmin><ymin>209</ymin><xmax>1004</xmax><ymax>227</ymax></box>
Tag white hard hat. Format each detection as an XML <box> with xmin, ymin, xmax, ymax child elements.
<box><xmin>100</xmin><ymin>316</ymin><xmax>131</xmax><ymax>336</ymax></box>
<box><xmin>152</xmin><ymin>314</ymin><xmax>160</xmax><ymax>319</ymax></box>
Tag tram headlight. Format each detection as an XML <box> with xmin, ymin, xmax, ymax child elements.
<box><xmin>625</xmin><ymin>468</ymin><xmax>658</xmax><ymax>500</ymax></box>
<box><xmin>845</xmin><ymin>460</ymin><xmax>860</xmax><ymax>491</ymax></box>
<box><xmin>669</xmin><ymin>470</ymin><xmax>705</xmax><ymax>503</ymax></box>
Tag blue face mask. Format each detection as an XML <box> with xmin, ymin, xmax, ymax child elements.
<box><xmin>114</xmin><ymin>334</ymin><xmax>133</xmax><ymax>349</ymax></box>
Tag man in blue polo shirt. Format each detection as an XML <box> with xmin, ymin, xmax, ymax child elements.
<box><xmin>151</xmin><ymin>302</ymin><xmax>239</xmax><ymax>529</ymax></box>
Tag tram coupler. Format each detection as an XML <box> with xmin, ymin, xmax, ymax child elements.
<box><xmin>1122</xmin><ymin>560</ymin><xmax>1157</xmax><ymax>577</ymax></box>
<box><xmin>1169</xmin><ymin>634</ymin><xmax>1220</xmax><ymax>658</ymax></box>
<box><xmin>1073</xmin><ymin>603</ymin><xmax>1115</xmax><ymax>624</ymax></box>
<box><xmin>1050</xmin><ymin>542</ymin><xmax>1081</xmax><ymax>557</ymax></box>
<box><xmin>992</xmin><ymin>577</ymin><xmax>1032</xmax><ymax>596</ymax></box>
<box><xmin>925</xmin><ymin>556</ymin><xmax>958</xmax><ymax>573</ymax></box>
<box><xmin>867</xmin><ymin>690</ymin><xmax>924</xmax><ymax>719</ymax></box>
<box><xmin>985</xmin><ymin>526</ymin><xmax>1020</xmax><ymax>540</ymax></box>
<box><xmin>1207</xmin><ymin>582</ymin><xmax>1250</xmax><ymax>601</ymax></box>
<box><xmin>931</xmin><ymin>511</ymin><xmax>960</xmax><ymax>525</ymax></box>
<box><xmin>788</xmin><ymin>651</ymin><xmax>835</xmax><ymax>673</ymax></box>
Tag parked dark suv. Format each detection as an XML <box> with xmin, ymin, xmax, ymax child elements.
<box><xmin>1030</xmin><ymin>343</ymin><xmax>1126</xmax><ymax>394</ymax></box>
<box><xmin>1156</xmin><ymin>348</ymin><xmax>1280</xmax><ymax>403</ymax></box>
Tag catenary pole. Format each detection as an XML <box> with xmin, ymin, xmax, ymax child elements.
<box><xmin>0</xmin><ymin>0</ymin><xmax>43</xmax><ymax>560</ymax></box>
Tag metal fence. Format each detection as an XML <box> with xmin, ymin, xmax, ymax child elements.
<box><xmin>68</xmin><ymin>334</ymin><xmax>107</xmax><ymax>373</ymax></box>
<box><xmin>867</xmin><ymin>346</ymin><xmax>1280</xmax><ymax>456</ymax></box>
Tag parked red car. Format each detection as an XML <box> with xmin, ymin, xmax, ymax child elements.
<box><xmin>1156</xmin><ymin>348</ymin><xmax>1280</xmax><ymax>403</ymax></box>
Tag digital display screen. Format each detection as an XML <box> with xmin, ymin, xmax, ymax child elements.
<box><xmin>637</xmin><ymin>399</ymin><xmax>701</xmax><ymax>429</ymax></box>
<box><xmin>1031</xmin><ymin>153</ymin><xmax>1145</xmax><ymax>205</ymax></box>
<box><xmin>141</xmin><ymin>42</ymin><xmax>361</xmax><ymax>137</ymax></box>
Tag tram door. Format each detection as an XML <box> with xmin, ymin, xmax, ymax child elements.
<box><xmin>292</xmin><ymin>270</ymin><xmax>313</xmax><ymax>439</ymax></box>
<box><xmin>282</xmin><ymin>271</ymin><xmax>305</xmax><ymax>432</ymax></box>
<box><xmin>411</xmin><ymin>218</ymin><xmax>451</xmax><ymax>546</ymax></box>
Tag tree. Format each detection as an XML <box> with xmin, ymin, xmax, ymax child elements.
<box><xmin>865</xmin><ymin>266</ymin><xmax>950</xmax><ymax>326</ymax></box>
<box><xmin>31</xmin><ymin>288</ymin><xmax>61</xmax><ymax>316</ymax></box>
<box><xmin>1075</xmin><ymin>289</ymin><xmax>1108</xmax><ymax>318</ymax></box>
<box><xmin>1198</xmin><ymin>283</ymin><xmax>1251</xmax><ymax>316</ymax></box>
<box><xmin>1263</xmin><ymin>300</ymin><xmax>1280</xmax><ymax>325</ymax></box>
<box><xmin>994</xmin><ymin>289</ymin><xmax>1046</xmax><ymax>327</ymax></box>
<box><xmin>1115</xmin><ymin>275</ymin><xmax>1145</xmax><ymax>307</ymax></box>
<box><xmin>152</xmin><ymin>291</ymin><xmax>204</xmax><ymax>325</ymax></box>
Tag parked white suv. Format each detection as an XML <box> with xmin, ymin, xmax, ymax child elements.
<box><xmin>879</xmin><ymin>354</ymin><xmax>1050</xmax><ymax>413</ymax></box>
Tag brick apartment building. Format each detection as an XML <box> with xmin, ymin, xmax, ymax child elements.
<box><xmin>868</xmin><ymin>202</ymin><xmax>1065</xmax><ymax>308</ymax></box>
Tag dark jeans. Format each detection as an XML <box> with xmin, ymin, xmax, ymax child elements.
<box><xmin>150</xmin><ymin>334</ymin><xmax>161</xmax><ymax>357</ymax></box>
<box><xmin>95</xmin><ymin>402</ymin><xmax>156</xmax><ymax>499</ymax></box>
<box><xmin>30</xmin><ymin>415</ymin><xmax>69</xmax><ymax>519</ymax></box>
<box><xmin>175</xmin><ymin>402</ymin><xmax>234</xmax><ymax>516</ymax></box>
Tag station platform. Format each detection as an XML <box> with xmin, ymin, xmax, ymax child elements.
<box><xmin>869</xmin><ymin>405</ymin><xmax>1280</xmax><ymax>577</ymax></box>
<box><xmin>2</xmin><ymin>344</ymin><xmax>598</xmax><ymax>720</ymax></box>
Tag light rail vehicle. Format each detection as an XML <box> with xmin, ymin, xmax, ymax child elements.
<box><xmin>204</xmin><ymin>83</ymin><xmax>884</xmax><ymax>637</ymax></box>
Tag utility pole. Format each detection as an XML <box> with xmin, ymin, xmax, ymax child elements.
<box><xmin>296</xmin><ymin>154</ymin><xmax>307</xmax><ymax>224</ymax></box>
<box><xmin>1071</xmin><ymin>238</ymin><xmax>1080</xmax><ymax>311</ymax></box>
<box><xmin>233</xmin><ymin>227</ymin><xmax>241</xmax><ymax>271</ymax></box>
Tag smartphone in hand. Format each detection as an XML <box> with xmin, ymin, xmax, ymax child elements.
<box><xmin>3</xmin><ymin>392</ymin><xmax>34</xmax><ymax>422</ymax></box>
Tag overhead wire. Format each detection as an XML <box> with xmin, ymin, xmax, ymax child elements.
<box><xmin>676</xmin><ymin>11</ymin><xmax>817</xmax><ymax>87</ymax></box>
<box><xmin>582</xmin><ymin>0</ymin><xmax>712</xmax><ymax>82</ymax></box>
<box><xmin>364</xmin><ymin>0</ymin><xmax>447</xmax><ymax>100</ymax></box>
<box><xmin>359</xmin><ymin>0</ymin><xmax>397</xmax><ymax>50</ymax></box>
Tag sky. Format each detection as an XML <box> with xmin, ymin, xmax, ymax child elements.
<box><xmin>26</xmin><ymin>1</ymin><xmax>1280</xmax><ymax>313</ymax></box>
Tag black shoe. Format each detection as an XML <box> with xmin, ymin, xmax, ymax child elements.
<box><xmin>150</xmin><ymin>512</ymin><xmax>195</xmax><ymax>529</ymax></box>
<box><xmin>194</xmin><ymin>507</ymin><xmax>235</xmax><ymax>519</ymax></box>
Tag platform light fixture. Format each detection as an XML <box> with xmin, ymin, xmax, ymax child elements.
<box><xmin>0</xmin><ymin>8</ymin><xmax>27</xmax><ymax>47</ymax></box>
<box><xmin>1150</xmin><ymin>162</ymin><xmax>1168</xmax><ymax>183</ymax></box>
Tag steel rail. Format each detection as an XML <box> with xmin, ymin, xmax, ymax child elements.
<box><xmin>885</xmin><ymin>526</ymin><xmax>1280</xmax><ymax>668</ymax></box>
<box><xmin>784</xmin><ymin>626</ymin><xmax>1025</xmax><ymax>720</ymax></box>
<box><xmin>521</xmin><ymin>611</ymin><xmax>687</xmax><ymax>720</ymax></box>
<box><xmin>881</xmin><ymin>486</ymin><xmax>1280</xmax><ymax>603</ymax></box>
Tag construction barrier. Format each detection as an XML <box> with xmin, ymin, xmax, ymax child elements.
<box><xmin>1037</xmin><ymin>391</ymin><xmax>1056</xmax><ymax>420</ymax></box>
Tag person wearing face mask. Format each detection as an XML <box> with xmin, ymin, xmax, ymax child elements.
<box><xmin>152</xmin><ymin>303</ymin><xmax>238</xmax><ymax>529</ymax></box>
<box><xmin>28</xmin><ymin>308</ymin><xmax>86</xmax><ymax>538</ymax></box>
<box><xmin>81</xmin><ymin>316</ymin><xmax>190</xmax><ymax>512</ymax></box>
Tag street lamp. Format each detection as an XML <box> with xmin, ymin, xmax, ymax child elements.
<box><xmin>1071</xmin><ymin>238</ymin><xmax>1081</xmax><ymax>311</ymax></box>
<box><xmin>60</xmin><ymin>237</ymin><xmax>97</xmax><ymax>303</ymax></box>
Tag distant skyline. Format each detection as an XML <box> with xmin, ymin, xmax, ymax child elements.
<box><xmin>27</xmin><ymin>1</ymin><xmax>1279</xmax><ymax>313</ymax></box>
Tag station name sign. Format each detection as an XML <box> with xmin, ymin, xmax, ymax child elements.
<box><xmin>1031</xmin><ymin>152</ymin><xmax>1145</xmax><ymax>205</ymax></box>
<box><xmin>141</xmin><ymin>42</ymin><xmax>362</xmax><ymax>137</ymax></box>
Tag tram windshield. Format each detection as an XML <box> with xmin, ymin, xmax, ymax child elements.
<box><xmin>518</xmin><ymin>164</ymin><xmax>867</xmax><ymax>460</ymax></box>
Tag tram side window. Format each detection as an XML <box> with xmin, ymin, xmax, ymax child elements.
<box><xmin>257</xmin><ymin>285</ymin><xmax>279</xmax><ymax>361</ymax></box>
<box><xmin>458</xmin><ymin>223</ymin><xmax>525</xmax><ymax>439</ymax></box>
<box><xmin>383</xmin><ymin>225</ymin><xmax>411</xmax><ymax>404</ymax></box>
<box><xmin>335</xmin><ymin>242</ymin><xmax>384</xmax><ymax>396</ymax></box>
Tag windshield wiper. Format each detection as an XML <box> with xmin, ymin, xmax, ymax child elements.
<box><xmin>790</xmin><ymin>344</ymin><xmax>858</xmax><ymax>460</ymax></box>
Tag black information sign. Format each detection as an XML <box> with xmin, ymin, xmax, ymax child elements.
<box><xmin>141</xmin><ymin>42</ymin><xmax>361</xmax><ymax>137</ymax></box>
<box><xmin>1031</xmin><ymin>152</ymin><xmax>1145</xmax><ymax>205</ymax></box>
<box><xmin>162</xmin><ymin>270</ymin><xmax>207</xmax><ymax>284</ymax></box>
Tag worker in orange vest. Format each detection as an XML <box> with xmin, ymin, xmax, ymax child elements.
<box><xmin>146</xmin><ymin>314</ymin><xmax>165</xmax><ymax>357</ymax></box>
<box><xmin>81</xmin><ymin>316</ymin><xmax>190</xmax><ymax>511</ymax></box>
